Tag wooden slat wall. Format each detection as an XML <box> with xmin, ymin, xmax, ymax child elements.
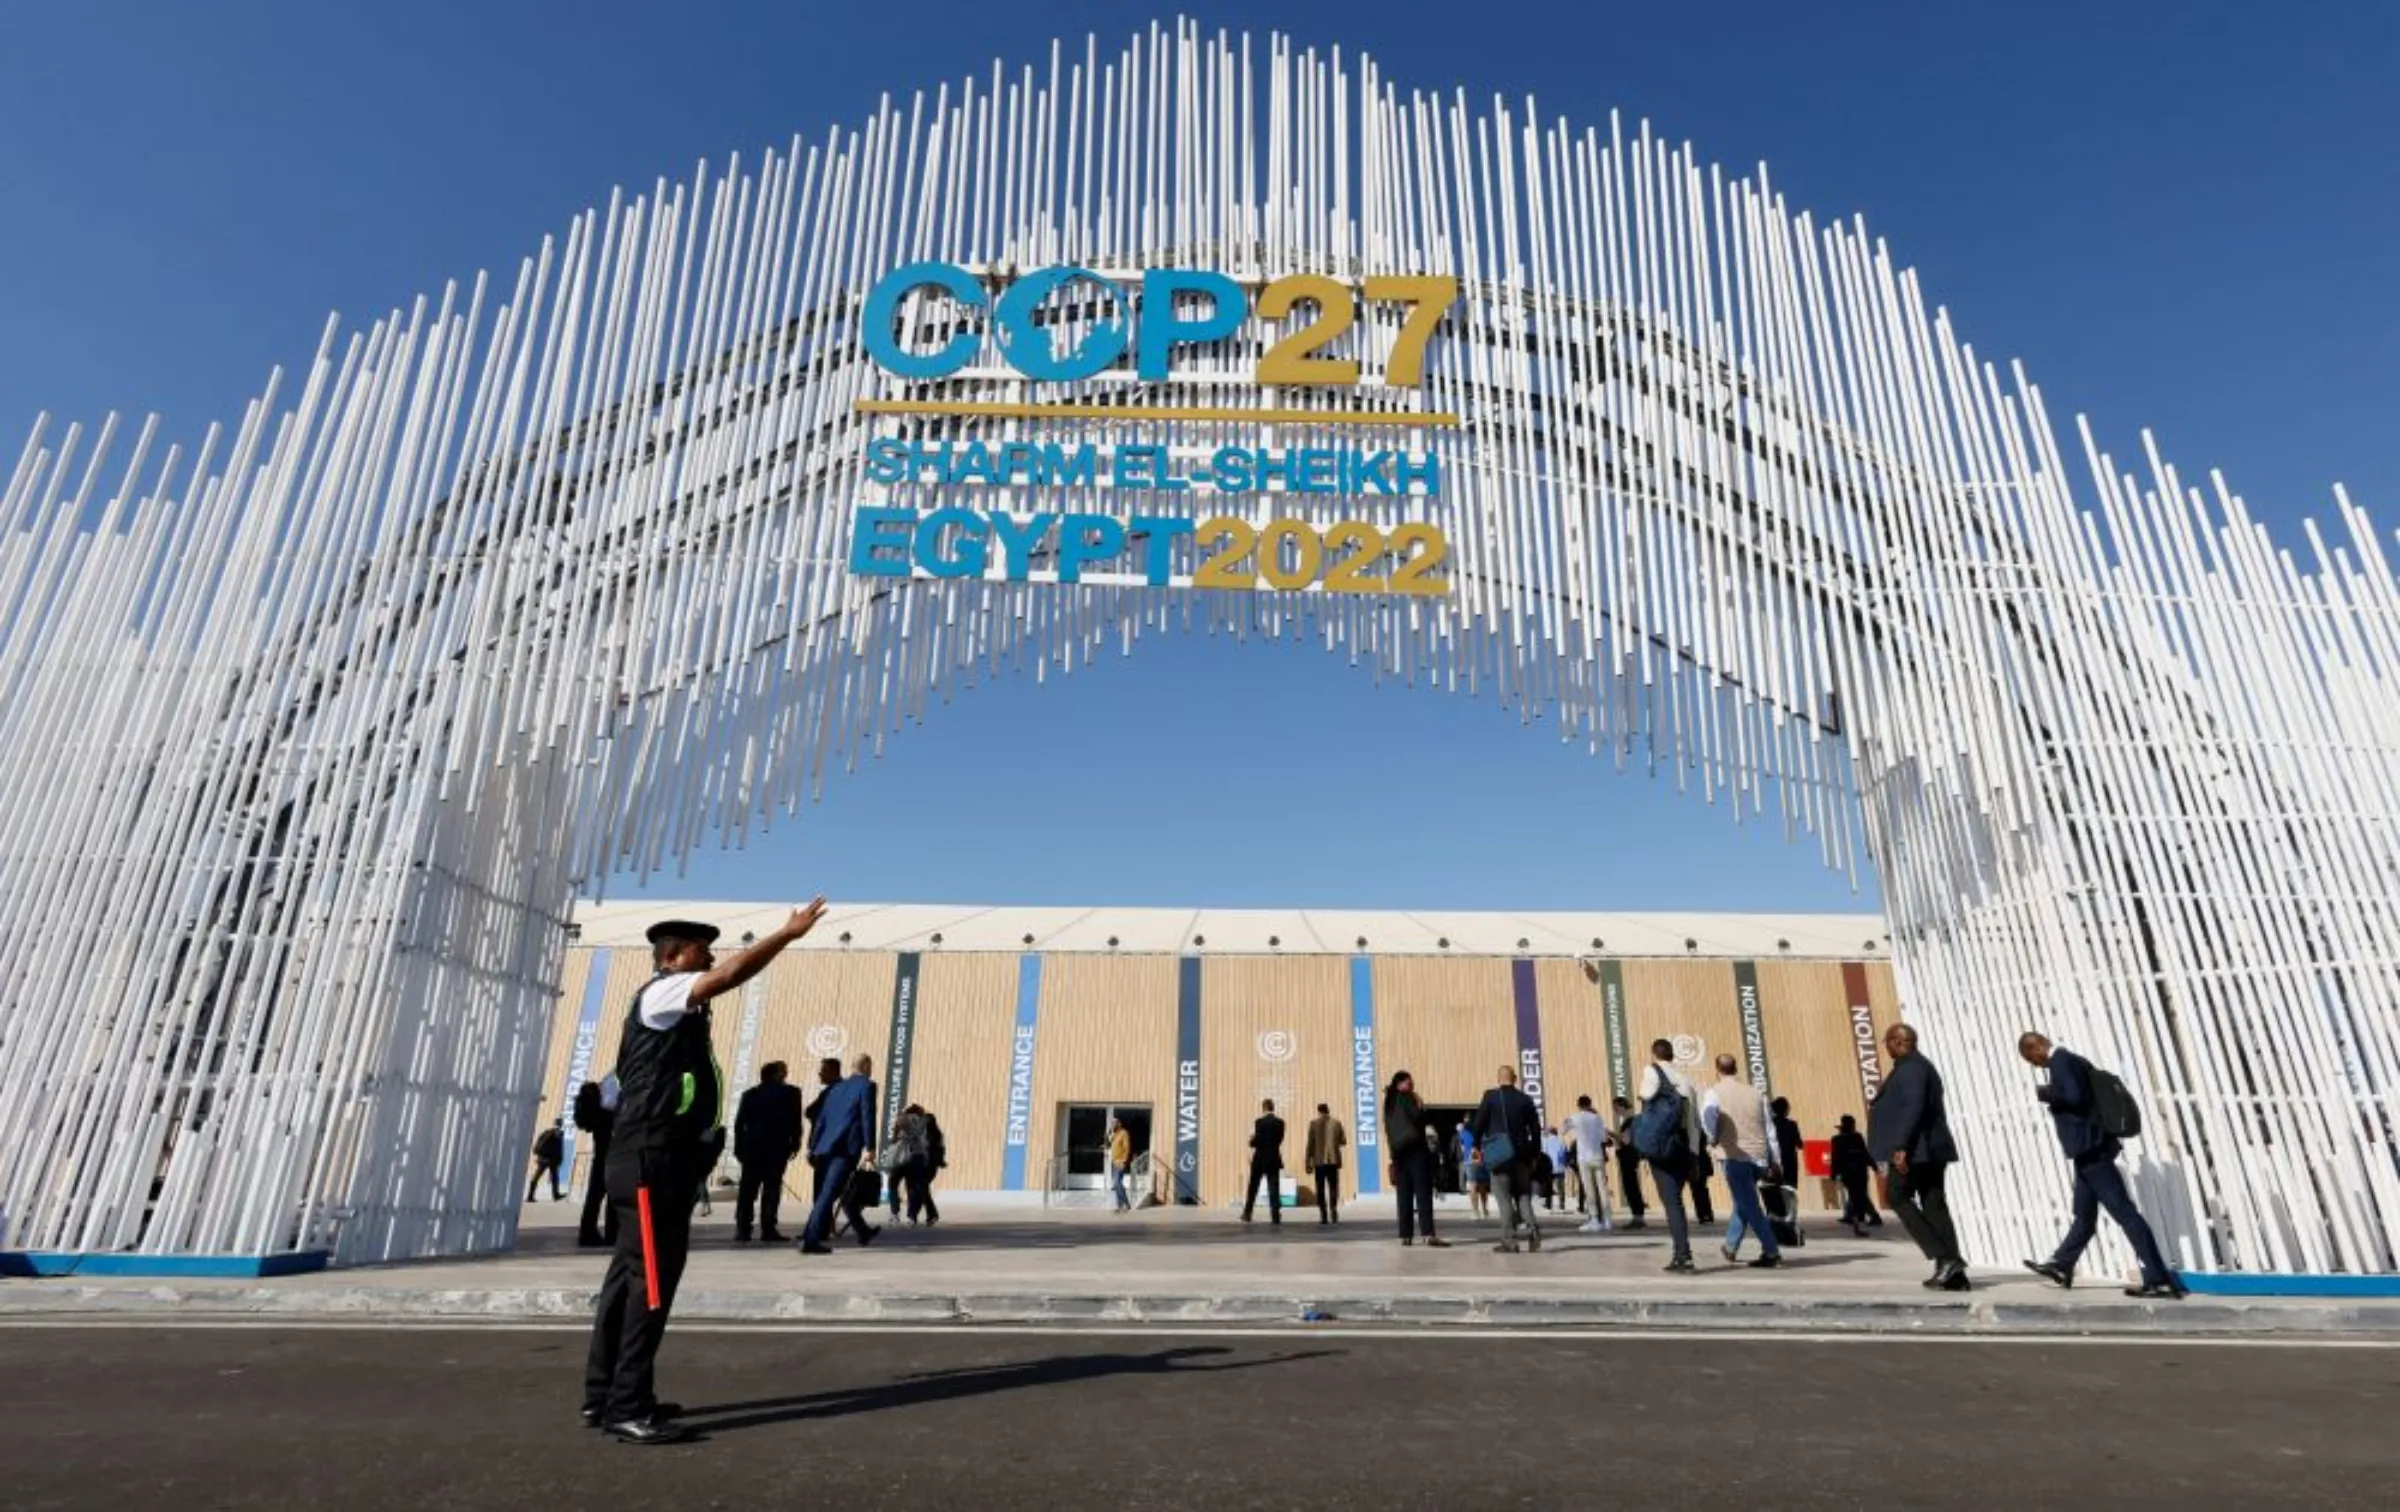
<box><xmin>1202</xmin><ymin>955</ymin><xmax>1351</xmax><ymax>1207</ymax></box>
<box><xmin>904</xmin><ymin>954</ymin><xmax>1021</xmax><ymax>1190</ymax></box>
<box><xmin>1756</xmin><ymin>959</ymin><xmax>1868</xmax><ymax>1211</ymax></box>
<box><xmin>1533</xmin><ymin>958</ymin><xmax>1613</xmax><ymax>1126</ymax></box>
<box><xmin>1026</xmin><ymin>955</ymin><xmax>1180</xmax><ymax>1191</ymax></box>
<box><xmin>1371</xmin><ymin>957</ymin><xmax>1517</xmax><ymax>1110</ymax></box>
<box><xmin>745</xmin><ymin>951</ymin><xmax>901</xmax><ymax>1119</ymax></box>
<box><xmin>540</xmin><ymin>947</ymin><xmax>1916</xmax><ymax>1207</ymax></box>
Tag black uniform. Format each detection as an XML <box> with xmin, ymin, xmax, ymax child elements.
<box><xmin>1242</xmin><ymin>1113</ymin><xmax>1287</xmax><ymax>1223</ymax></box>
<box><xmin>582</xmin><ymin>977</ymin><xmax>720</xmax><ymax>1425</ymax></box>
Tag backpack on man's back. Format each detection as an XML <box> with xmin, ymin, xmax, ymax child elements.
<box><xmin>2090</xmin><ymin>1066</ymin><xmax>2142</xmax><ymax>1140</ymax></box>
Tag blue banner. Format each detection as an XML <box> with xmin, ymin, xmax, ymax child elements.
<box><xmin>557</xmin><ymin>948</ymin><xmax>613</xmax><ymax>1175</ymax></box>
<box><xmin>1174</xmin><ymin>955</ymin><xmax>1203</xmax><ymax>1204</ymax></box>
<box><xmin>1000</xmin><ymin>953</ymin><xmax>1043</xmax><ymax>1190</ymax></box>
<box><xmin>1350</xmin><ymin>956</ymin><xmax>1380</xmax><ymax>1195</ymax></box>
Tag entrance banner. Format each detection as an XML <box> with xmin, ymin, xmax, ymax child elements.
<box><xmin>1733</xmin><ymin>960</ymin><xmax>1771</xmax><ymax>1095</ymax></box>
<box><xmin>1349</xmin><ymin>956</ymin><xmax>1380</xmax><ymax>1195</ymax></box>
<box><xmin>1841</xmin><ymin>962</ymin><xmax>1882</xmax><ymax>1104</ymax></box>
<box><xmin>1000</xmin><ymin>953</ymin><xmax>1043</xmax><ymax>1190</ymax></box>
<box><xmin>880</xmin><ymin>952</ymin><xmax>922</xmax><ymax>1148</ymax></box>
<box><xmin>1174</xmin><ymin>955</ymin><xmax>1203</xmax><ymax>1204</ymax></box>
<box><xmin>1510</xmin><ymin>958</ymin><xmax>1547</xmax><ymax>1122</ymax></box>
<box><xmin>557</xmin><ymin>948</ymin><xmax>613</xmax><ymax>1178</ymax></box>
<box><xmin>1596</xmin><ymin>958</ymin><xmax>1632</xmax><ymax>1104</ymax></box>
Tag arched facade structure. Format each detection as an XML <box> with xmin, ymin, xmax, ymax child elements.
<box><xmin>0</xmin><ymin>24</ymin><xmax>2394</xmax><ymax>1274</ymax></box>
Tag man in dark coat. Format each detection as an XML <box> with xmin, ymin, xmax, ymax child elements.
<box><xmin>732</xmin><ymin>1061</ymin><xmax>803</xmax><ymax>1242</ymax></box>
<box><xmin>1829</xmin><ymin>1113</ymin><xmax>1880</xmax><ymax>1236</ymax></box>
<box><xmin>1242</xmin><ymin>1099</ymin><xmax>1287</xmax><ymax>1225</ymax></box>
<box><xmin>2019</xmin><ymin>1032</ymin><xmax>2185</xmax><ymax>1299</ymax></box>
<box><xmin>1866</xmin><ymin>1023</ymin><xmax>1968</xmax><ymax>1290</ymax></box>
<box><xmin>1473</xmin><ymin>1065</ymin><xmax>1547</xmax><ymax>1253</ymax></box>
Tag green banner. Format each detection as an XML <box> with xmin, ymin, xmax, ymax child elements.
<box><xmin>1733</xmin><ymin>960</ymin><xmax>1771</xmax><ymax>1095</ymax></box>
<box><xmin>1597</xmin><ymin>959</ymin><xmax>1631</xmax><ymax>1103</ymax></box>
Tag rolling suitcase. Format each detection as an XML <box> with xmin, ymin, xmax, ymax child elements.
<box><xmin>1761</xmin><ymin>1181</ymin><xmax>1806</xmax><ymax>1248</ymax></box>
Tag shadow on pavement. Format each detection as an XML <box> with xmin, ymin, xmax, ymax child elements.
<box><xmin>679</xmin><ymin>1345</ymin><xmax>1342</xmax><ymax>1436</ymax></box>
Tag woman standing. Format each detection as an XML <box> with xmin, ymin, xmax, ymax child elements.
<box><xmin>891</xmin><ymin>1104</ymin><xmax>938</xmax><ymax>1225</ymax></box>
<box><xmin>1108</xmin><ymin>1117</ymin><xmax>1134</xmax><ymax>1213</ymax></box>
<box><xmin>1381</xmin><ymin>1072</ymin><xmax>1449</xmax><ymax>1247</ymax></box>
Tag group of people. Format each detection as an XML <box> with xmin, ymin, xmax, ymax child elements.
<box><xmin>572</xmin><ymin>901</ymin><xmax>2189</xmax><ymax>1446</ymax></box>
<box><xmin>1364</xmin><ymin>1027</ymin><xmax>2183</xmax><ymax>1303</ymax></box>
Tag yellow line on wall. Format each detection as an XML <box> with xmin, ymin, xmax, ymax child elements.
<box><xmin>855</xmin><ymin>398</ymin><xmax>1461</xmax><ymax>428</ymax></box>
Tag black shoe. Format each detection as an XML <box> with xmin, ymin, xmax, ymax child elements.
<box><xmin>2024</xmin><ymin>1259</ymin><xmax>2072</xmax><ymax>1289</ymax></box>
<box><xmin>1494</xmin><ymin>1242</ymin><xmax>1520</xmax><ymax>1253</ymax></box>
<box><xmin>585</xmin><ymin>1401</ymin><xmax>681</xmax><ymax>1429</ymax></box>
<box><xmin>604</xmin><ymin>1417</ymin><xmax>690</xmax><ymax>1445</ymax></box>
<box><xmin>1624</xmin><ymin>1217</ymin><xmax>1647</xmax><ymax>1231</ymax></box>
<box><xmin>799</xmin><ymin>1241</ymin><xmax>833</xmax><ymax>1255</ymax></box>
<box><xmin>578</xmin><ymin>1236</ymin><xmax>608</xmax><ymax>1249</ymax></box>
<box><xmin>1941</xmin><ymin>1268</ymin><xmax>1972</xmax><ymax>1292</ymax></box>
<box><xmin>1401</xmin><ymin>1236</ymin><xmax>1414</xmax><ymax>1246</ymax></box>
<box><xmin>1424</xmin><ymin>1236</ymin><xmax>1450</xmax><ymax>1248</ymax></box>
<box><xmin>760</xmin><ymin>1230</ymin><xmax>787</xmax><ymax>1244</ymax></box>
<box><xmin>1664</xmin><ymin>1256</ymin><xmax>1696</xmax><ymax>1274</ymax></box>
<box><xmin>1748</xmin><ymin>1254</ymin><xmax>1783</xmax><ymax>1269</ymax></box>
<box><xmin>856</xmin><ymin>1224</ymin><xmax>880</xmax><ymax>1247</ymax></box>
<box><xmin>2125</xmin><ymin>1279</ymin><xmax>2188</xmax><ymax>1300</ymax></box>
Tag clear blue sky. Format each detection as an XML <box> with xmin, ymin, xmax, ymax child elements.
<box><xmin>4</xmin><ymin>3</ymin><xmax>2393</xmax><ymax>914</ymax></box>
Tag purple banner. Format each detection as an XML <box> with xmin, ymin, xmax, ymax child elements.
<box><xmin>1511</xmin><ymin>958</ymin><xmax>1547</xmax><ymax>1122</ymax></box>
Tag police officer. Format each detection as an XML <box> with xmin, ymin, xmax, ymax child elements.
<box><xmin>582</xmin><ymin>900</ymin><xmax>827</xmax><ymax>1443</ymax></box>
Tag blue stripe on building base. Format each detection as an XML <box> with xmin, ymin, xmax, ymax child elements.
<box><xmin>2175</xmin><ymin>1271</ymin><xmax>2400</xmax><ymax>1299</ymax></box>
<box><xmin>0</xmin><ymin>1250</ymin><xmax>331</xmax><ymax>1279</ymax></box>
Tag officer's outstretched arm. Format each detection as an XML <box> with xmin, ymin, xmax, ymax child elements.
<box><xmin>691</xmin><ymin>898</ymin><xmax>829</xmax><ymax>1003</ymax></box>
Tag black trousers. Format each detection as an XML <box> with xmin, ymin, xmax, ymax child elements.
<box><xmin>1314</xmin><ymin>1164</ymin><xmax>1342</xmax><ymax>1221</ymax></box>
<box><xmin>1393</xmin><ymin>1144</ymin><xmax>1436</xmax><ymax>1240</ymax></box>
<box><xmin>1616</xmin><ymin>1146</ymin><xmax>1648</xmax><ymax>1216</ymax></box>
<box><xmin>1888</xmin><ymin>1161</ymin><xmax>1963</xmax><ymax>1270</ymax></box>
<box><xmin>1837</xmin><ymin>1167</ymin><xmax>1880</xmax><ymax>1226</ymax></box>
<box><xmin>528</xmin><ymin>1160</ymin><xmax>562</xmax><ymax>1201</ymax></box>
<box><xmin>736</xmin><ymin>1156</ymin><xmax>789</xmax><ymax>1237</ymax></box>
<box><xmin>583</xmin><ymin>1144</ymin><xmax>700</xmax><ymax>1423</ymax></box>
<box><xmin>2052</xmin><ymin>1152</ymin><xmax>2174</xmax><ymax>1286</ymax></box>
<box><xmin>578</xmin><ymin>1136</ymin><xmax>614</xmax><ymax>1243</ymax></box>
<box><xmin>1690</xmin><ymin>1159</ymin><xmax>1716</xmax><ymax>1223</ymax></box>
<box><xmin>902</xmin><ymin>1161</ymin><xmax>939</xmax><ymax>1223</ymax></box>
<box><xmin>1243</xmin><ymin>1163</ymin><xmax>1283</xmax><ymax>1222</ymax></box>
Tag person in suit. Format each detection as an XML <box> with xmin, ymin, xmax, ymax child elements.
<box><xmin>1611</xmin><ymin>1095</ymin><xmax>1648</xmax><ymax>1230</ymax></box>
<box><xmin>582</xmin><ymin>900</ymin><xmax>827</xmax><ymax>1445</ymax></box>
<box><xmin>797</xmin><ymin>1053</ymin><xmax>880</xmax><ymax>1254</ymax></box>
<box><xmin>1242</xmin><ymin>1099</ymin><xmax>1287</xmax><ymax>1225</ymax></box>
<box><xmin>1306</xmin><ymin>1103</ymin><xmax>1348</xmax><ymax>1224</ymax></box>
<box><xmin>1866</xmin><ymin>1023</ymin><xmax>1968</xmax><ymax>1290</ymax></box>
<box><xmin>2019</xmin><ymin>1032</ymin><xmax>2185</xmax><ymax>1299</ymax></box>
<box><xmin>1473</xmin><ymin>1065</ymin><xmax>1546</xmax><ymax>1252</ymax></box>
<box><xmin>1829</xmin><ymin>1113</ymin><xmax>1880</xmax><ymax>1236</ymax></box>
<box><xmin>802</xmin><ymin>1056</ymin><xmax>841</xmax><ymax>1199</ymax></box>
<box><xmin>573</xmin><ymin>1080</ymin><xmax>616</xmax><ymax>1248</ymax></box>
<box><xmin>732</xmin><ymin>1061</ymin><xmax>803</xmax><ymax>1242</ymax></box>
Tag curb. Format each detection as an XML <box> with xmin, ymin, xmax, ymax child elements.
<box><xmin>6</xmin><ymin>1284</ymin><xmax>2399</xmax><ymax>1338</ymax></box>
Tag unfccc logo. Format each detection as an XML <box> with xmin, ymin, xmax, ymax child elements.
<box><xmin>1672</xmin><ymin>1035</ymin><xmax>1706</xmax><ymax>1068</ymax></box>
<box><xmin>1256</xmin><ymin>1030</ymin><xmax>1297</xmax><ymax>1063</ymax></box>
<box><xmin>806</xmin><ymin>1025</ymin><xmax>847</xmax><ymax>1058</ymax></box>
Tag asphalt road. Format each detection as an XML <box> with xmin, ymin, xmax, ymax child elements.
<box><xmin>2</xmin><ymin>1323</ymin><xmax>2393</xmax><ymax>1509</ymax></box>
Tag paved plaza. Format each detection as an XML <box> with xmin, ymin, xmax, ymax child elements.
<box><xmin>8</xmin><ymin>1199</ymin><xmax>2391</xmax><ymax>1337</ymax></box>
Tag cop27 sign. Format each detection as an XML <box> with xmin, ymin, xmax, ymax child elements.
<box><xmin>850</xmin><ymin>263</ymin><xmax>1458</xmax><ymax>597</ymax></box>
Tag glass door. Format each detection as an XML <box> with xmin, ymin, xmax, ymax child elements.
<box><xmin>1058</xmin><ymin>1104</ymin><xmax>1154</xmax><ymax>1190</ymax></box>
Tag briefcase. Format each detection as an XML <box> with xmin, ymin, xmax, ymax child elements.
<box><xmin>1761</xmin><ymin>1182</ymin><xmax>1806</xmax><ymax>1248</ymax></box>
<box><xmin>846</xmin><ymin>1165</ymin><xmax>884</xmax><ymax>1211</ymax></box>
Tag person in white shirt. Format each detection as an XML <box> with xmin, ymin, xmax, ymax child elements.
<box><xmin>1564</xmin><ymin>1094</ymin><xmax>1614</xmax><ymax>1232</ymax></box>
<box><xmin>1635</xmin><ymin>1040</ymin><xmax>1705</xmax><ymax>1272</ymax></box>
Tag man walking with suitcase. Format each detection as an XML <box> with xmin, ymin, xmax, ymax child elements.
<box><xmin>799</xmin><ymin>1054</ymin><xmax>880</xmax><ymax>1254</ymax></box>
<box><xmin>2018</xmin><ymin>1032</ymin><xmax>2185</xmax><ymax>1299</ymax></box>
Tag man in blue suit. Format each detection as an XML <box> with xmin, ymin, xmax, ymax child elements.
<box><xmin>797</xmin><ymin>1053</ymin><xmax>880</xmax><ymax>1255</ymax></box>
<box><xmin>2018</xmin><ymin>1032</ymin><xmax>2184</xmax><ymax>1299</ymax></box>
